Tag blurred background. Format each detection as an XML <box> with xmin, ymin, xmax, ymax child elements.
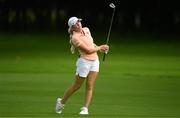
<box><xmin>0</xmin><ymin>0</ymin><xmax>180</xmax><ymax>34</ymax></box>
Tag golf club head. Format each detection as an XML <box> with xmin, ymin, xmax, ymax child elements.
<box><xmin>109</xmin><ymin>3</ymin><xmax>115</xmax><ymax>9</ymax></box>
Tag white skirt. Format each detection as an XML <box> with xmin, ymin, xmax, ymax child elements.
<box><xmin>75</xmin><ymin>58</ymin><xmax>99</xmax><ymax>78</ymax></box>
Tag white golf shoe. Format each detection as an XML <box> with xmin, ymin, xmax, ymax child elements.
<box><xmin>55</xmin><ymin>98</ymin><xmax>64</xmax><ymax>114</ymax></box>
<box><xmin>79</xmin><ymin>107</ymin><xmax>89</xmax><ymax>115</ymax></box>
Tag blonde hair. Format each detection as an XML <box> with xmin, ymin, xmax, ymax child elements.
<box><xmin>68</xmin><ymin>27</ymin><xmax>75</xmax><ymax>54</ymax></box>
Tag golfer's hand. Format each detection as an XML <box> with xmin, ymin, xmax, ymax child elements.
<box><xmin>105</xmin><ymin>49</ymin><xmax>109</xmax><ymax>54</ymax></box>
<box><xmin>99</xmin><ymin>45</ymin><xmax>109</xmax><ymax>53</ymax></box>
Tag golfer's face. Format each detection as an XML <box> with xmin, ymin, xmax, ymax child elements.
<box><xmin>75</xmin><ymin>21</ymin><xmax>82</xmax><ymax>29</ymax></box>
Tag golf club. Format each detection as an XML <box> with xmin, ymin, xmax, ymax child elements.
<box><xmin>103</xmin><ymin>3</ymin><xmax>116</xmax><ymax>61</ymax></box>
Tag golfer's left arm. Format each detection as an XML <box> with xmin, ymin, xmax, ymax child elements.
<box><xmin>79</xmin><ymin>42</ymin><xmax>109</xmax><ymax>54</ymax></box>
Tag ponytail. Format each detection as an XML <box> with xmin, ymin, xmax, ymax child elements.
<box><xmin>68</xmin><ymin>27</ymin><xmax>75</xmax><ymax>54</ymax></box>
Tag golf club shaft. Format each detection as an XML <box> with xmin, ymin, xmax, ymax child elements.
<box><xmin>103</xmin><ymin>8</ymin><xmax>115</xmax><ymax>61</ymax></box>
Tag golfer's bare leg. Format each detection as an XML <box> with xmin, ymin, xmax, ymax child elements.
<box><xmin>61</xmin><ymin>75</ymin><xmax>85</xmax><ymax>104</ymax></box>
<box><xmin>84</xmin><ymin>71</ymin><xmax>98</xmax><ymax>108</ymax></box>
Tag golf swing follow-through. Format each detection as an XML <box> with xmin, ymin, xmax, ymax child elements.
<box><xmin>55</xmin><ymin>14</ymin><xmax>109</xmax><ymax>116</ymax></box>
<box><xmin>103</xmin><ymin>3</ymin><xmax>116</xmax><ymax>61</ymax></box>
<box><xmin>55</xmin><ymin>2</ymin><xmax>116</xmax><ymax>115</ymax></box>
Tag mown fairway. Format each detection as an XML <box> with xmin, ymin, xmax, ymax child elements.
<box><xmin>0</xmin><ymin>32</ymin><xmax>180</xmax><ymax>118</ymax></box>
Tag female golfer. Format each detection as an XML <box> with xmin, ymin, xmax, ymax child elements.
<box><xmin>55</xmin><ymin>16</ymin><xmax>109</xmax><ymax>115</ymax></box>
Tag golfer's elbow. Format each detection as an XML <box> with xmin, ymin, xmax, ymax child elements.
<box><xmin>85</xmin><ymin>49</ymin><xmax>94</xmax><ymax>54</ymax></box>
<box><xmin>79</xmin><ymin>45</ymin><xmax>100</xmax><ymax>54</ymax></box>
<box><xmin>86</xmin><ymin>47</ymin><xmax>100</xmax><ymax>54</ymax></box>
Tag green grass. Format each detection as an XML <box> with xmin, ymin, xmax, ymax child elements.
<box><xmin>0</xmin><ymin>32</ymin><xmax>180</xmax><ymax>117</ymax></box>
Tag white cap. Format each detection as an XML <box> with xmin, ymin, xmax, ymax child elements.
<box><xmin>68</xmin><ymin>16</ymin><xmax>82</xmax><ymax>28</ymax></box>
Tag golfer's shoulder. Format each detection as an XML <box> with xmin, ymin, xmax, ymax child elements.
<box><xmin>71</xmin><ymin>33</ymin><xmax>80</xmax><ymax>42</ymax></box>
<box><xmin>83</xmin><ymin>27</ymin><xmax>91</xmax><ymax>34</ymax></box>
<box><xmin>83</xmin><ymin>27</ymin><xmax>90</xmax><ymax>32</ymax></box>
<box><xmin>71</xmin><ymin>34</ymin><xmax>78</xmax><ymax>41</ymax></box>
<box><xmin>71</xmin><ymin>34</ymin><xmax>82</xmax><ymax>47</ymax></box>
